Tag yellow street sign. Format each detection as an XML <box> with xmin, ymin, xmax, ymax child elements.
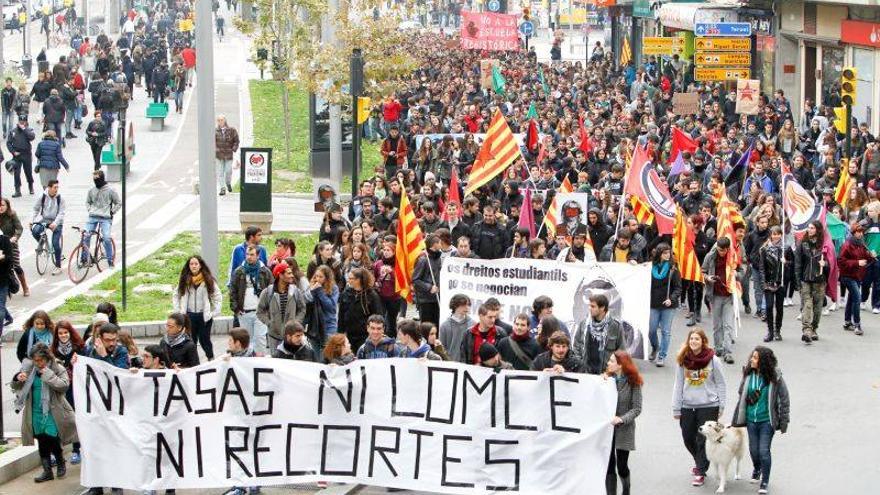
<box><xmin>695</xmin><ymin>52</ymin><xmax>752</xmax><ymax>67</ymax></box>
<box><xmin>694</xmin><ymin>68</ymin><xmax>751</xmax><ymax>82</ymax></box>
<box><xmin>642</xmin><ymin>37</ymin><xmax>685</xmax><ymax>56</ymax></box>
<box><xmin>695</xmin><ymin>37</ymin><xmax>751</xmax><ymax>51</ymax></box>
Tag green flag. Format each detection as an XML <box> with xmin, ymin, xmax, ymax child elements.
<box><xmin>825</xmin><ymin>213</ymin><xmax>848</xmax><ymax>253</ymax></box>
<box><xmin>526</xmin><ymin>102</ymin><xmax>538</xmax><ymax>120</ymax></box>
<box><xmin>538</xmin><ymin>66</ymin><xmax>549</xmax><ymax>96</ymax></box>
<box><xmin>492</xmin><ymin>65</ymin><xmax>506</xmax><ymax>96</ymax></box>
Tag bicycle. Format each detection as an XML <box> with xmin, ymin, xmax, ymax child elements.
<box><xmin>67</xmin><ymin>226</ymin><xmax>116</xmax><ymax>284</ymax></box>
<box><xmin>34</xmin><ymin>224</ymin><xmax>62</xmax><ymax>275</ymax></box>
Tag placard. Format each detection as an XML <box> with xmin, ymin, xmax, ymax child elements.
<box><xmin>461</xmin><ymin>11</ymin><xmax>520</xmax><ymax>52</ymax></box>
<box><xmin>673</xmin><ymin>92</ymin><xmax>701</xmax><ymax>115</ymax></box>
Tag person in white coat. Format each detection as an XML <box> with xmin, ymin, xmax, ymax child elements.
<box><xmin>173</xmin><ymin>255</ymin><xmax>222</xmax><ymax>359</ymax></box>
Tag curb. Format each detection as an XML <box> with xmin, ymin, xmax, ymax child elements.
<box><xmin>0</xmin><ymin>445</ymin><xmax>41</xmax><ymax>485</ymax></box>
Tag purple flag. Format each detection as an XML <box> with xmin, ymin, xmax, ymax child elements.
<box><xmin>518</xmin><ymin>187</ymin><xmax>536</xmax><ymax>240</ymax></box>
<box><xmin>668</xmin><ymin>151</ymin><xmax>688</xmax><ymax>177</ymax></box>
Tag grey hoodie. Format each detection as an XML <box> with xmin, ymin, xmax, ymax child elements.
<box><xmin>438</xmin><ymin>314</ymin><xmax>475</xmax><ymax>363</ymax></box>
<box><xmin>672</xmin><ymin>355</ymin><xmax>727</xmax><ymax>415</ymax></box>
<box><xmin>86</xmin><ymin>185</ymin><xmax>122</xmax><ymax>219</ymax></box>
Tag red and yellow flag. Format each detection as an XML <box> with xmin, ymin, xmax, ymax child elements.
<box><xmin>543</xmin><ymin>176</ymin><xmax>574</xmax><ymax>237</ymax></box>
<box><xmin>630</xmin><ymin>195</ymin><xmax>655</xmax><ymax>226</ymax></box>
<box><xmin>835</xmin><ymin>158</ymin><xmax>852</xmax><ymax>208</ymax></box>
<box><xmin>716</xmin><ymin>190</ymin><xmax>743</xmax><ymax>295</ymax></box>
<box><xmin>464</xmin><ymin>109</ymin><xmax>523</xmax><ymax>195</ymax></box>
<box><xmin>394</xmin><ymin>193</ymin><xmax>425</xmax><ymax>303</ymax></box>
<box><xmin>673</xmin><ymin>207</ymin><xmax>704</xmax><ymax>282</ymax></box>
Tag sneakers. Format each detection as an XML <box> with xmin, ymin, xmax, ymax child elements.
<box><xmin>219</xmin><ymin>188</ymin><xmax>227</xmax><ymax>196</ymax></box>
<box><xmin>686</xmin><ymin>315</ymin><xmax>697</xmax><ymax>327</ymax></box>
<box><xmin>828</xmin><ymin>302</ymin><xmax>838</xmax><ymax>312</ymax></box>
<box><xmin>744</xmin><ymin>305</ymin><xmax>752</xmax><ymax>315</ymax></box>
<box><xmin>774</xmin><ymin>330</ymin><xmax>782</xmax><ymax>341</ymax></box>
<box><xmin>855</xmin><ymin>325</ymin><xmax>864</xmax><ymax>336</ymax></box>
<box><xmin>723</xmin><ymin>354</ymin><xmax>735</xmax><ymax>364</ymax></box>
<box><xmin>821</xmin><ymin>308</ymin><xmax>830</xmax><ymax>316</ymax></box>
<box><xmin>811</xmin><ymin>333</ymin><xmax>819</xmax><ymax>341</ymax></box>
<box><xmin>51</xmin><ymin>266</ymin><xmax>62</xmax><ymax>276</ymax></box>
<box><xmin>758</xmin><ymin>483</ymin><xmax>769</xmax><ymax>494</ymax></box>
<box><xmin>750</xmin><ymin>470</ymin><xmax>761</xmax><ymax>483</ymax></box>
<box><xmin>692</xmin><ymin>475</ymin><xmax>705</xmax><ymax>486</ymax></box>
<box><xmin>783</xmin><ymin>298</ymin><xmax>793</xmax><ymax>307</ymax></box>
<box><xmin>655</xmin><ymin>357</ymin><xmax>665</xmax><ymax>367</ymax></box>
<box><xmin>844</xmin><ymin>322</ymin><xmax>854</xmax><ymax>331</ymax></box>
<box><xmin>71</xmin><ymin>452</ymin><xmax>81</xmax><ymax>464</ymax></box>
<box><xmin>763</xmin><ymin>331</ymin><xmax>773</xmax><ymax>343</ymax></box>
<box><xmin>861</xmin><ymin>302</ymin><xmax>869</xmax><ymax>310</ymax></box>
<box><xmin>801</xmin><ymin>333</ymin><xmax>812</xmax><ymax>345</ymax></box>
<box><xmin>873</xmin><ymin>308</ymin><xmax>880</xmax><ymax>314</ymax></box>
<box><xmin>691</xmin><ymin>467</ymin><xmax>700</xmax><ymax>476</ymax></box>
<box><xmin>649</xmin><ymin>348</ymin><xmax>658</xmax><ymax>362</ymax></box>
<box><xmin>796</xmin><ymin>313</ymin><xmax>802</xmax><ymax>320</ymax></box>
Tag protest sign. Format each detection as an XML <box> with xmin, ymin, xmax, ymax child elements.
<box><xmin>672</xmin><ymin>92</ymin><xmax>701</xmax><ymax>116</ymax></box>
<box><xmin>439</xmin><ymin>258</ymin><xmax>650</xmax><ymax>359</ymax></box>
<box><xmin>480</xmin><ymin>59</ymin><xmax>500</xmax><ymax>89</ymax></box>
<box><xmin>735</xmin><ymin>79</ymin><xmax>760</xmax><ymax>115</ymax></box>
<box><xmin>461</xmin><ymin>11</ymin><xmax>520</xmax><ymax>52</ymax></box>
<box><xmin>74</xmin><ymin>357</ymin><xmax>616</xmax><ymax>494</ymax></box>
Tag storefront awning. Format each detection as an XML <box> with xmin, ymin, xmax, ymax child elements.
<box><xmin>657</xmin><ymin>2</ymin><xmax>739</xmax><ymax>31</ymax></box>
<box><xmin>778</xmin><ymin>29</ymin><xmax>841</xmax><ymax>46</ymax></box>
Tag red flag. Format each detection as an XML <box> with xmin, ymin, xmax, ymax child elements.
<box><xmin>441</xmin><ymin>167</ymin><xmax>461</xmax><ymax>222</ymax></box>
<box><xmin>525</xmin><ymin>119</ymin><xmax>539</xmax><ymax>153</ymax></box>
<box><xmin>578</xmin><ymin>116</ymin><xmax>593</xmax><ymax>155</ymax></box>
<box><xmin>536</xmin><ymin>140</ymin><xmax>547</xmax><ymax>165</ymax></box>
<box><xmin>669</xmin><ymin>127</ymin><xmax>698</xmax><ymax>164</ymax></box>
<box><xmin>624</xmin><ymin>144</ymin><xmax>675</xmax><ymax>235</ymax></box>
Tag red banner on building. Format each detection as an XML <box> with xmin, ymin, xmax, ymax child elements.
<box><xmin>841</xmin><ymin>19</ymin><xmax>880</xmax><ymax>48</ymax></box>
<box><xmin>460</xmin><ymin>11</ymin><xmax>520</xmax><ymax>52</ymax></box>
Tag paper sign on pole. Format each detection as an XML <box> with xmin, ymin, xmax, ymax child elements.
<box><xmin>672</xmin><ymin>92</ymin><xmax>701</xmax><ymax>116</ymax></box>
<box><xmin>735</xmin><ymin>79</ymin><xmax>761</xmax><ymax>115</ymax></box>
<box><xmin>461</xmin><ymin>11</ymin><xmax>520</xmax><ymax>52</ymax></box>
<box><xmin>74</xmin><ymin>357</ymin><xmax>617</xmax><ymax>494</ymax></box>
<box><xmin>480</xmin><ymin>59</ymin><xmax>500</xmax><ymax>89</ymax></box>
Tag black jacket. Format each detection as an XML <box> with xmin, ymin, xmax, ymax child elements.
<box><xmin>649</xmin><ymin>263</ymin><xmax>682</xmax><ymax>309</ymax></box>
<box><xmin>760</xmin><ymin>242</ymin><xmax>784</xmax><ymax>290</ymax></box>
<box><xmin>159</xmin><ymin>335</ymin><xmax>200</xmax><ymax>368</ymax></box>
<box><xmin>1</xmin><ymin>87</ymin><xmax>16</xmax><ymax>112</ymax></box>
<box><xmin>412</xmin><ymin>252</ymin><xmax>442</xmax><ymax>304</ymax></box>
<box><xmin>531</xmin><ymin>350</ymin><xmax>583</xmax><ymax>373</ymax></box>
<box><xmin>470</xmin><ymin>220</ymin><xmax>508</xmax><ymax>260</ymax></box>
<box><xmin>42</xmin><ymin>95</ymin><xmax>66</xmax><ymax>124</ymax></box>
<box><xmin>794</xmin><ymin>238</ymin><xmax>825</xmax><ymax>283</ymax></box>
<box><xmin>7</xmin><ymin>125</ymin><xmax>35</xmax><ymax>154</ymax></box>
<box><xmin>337</xmin><ymin>287</ymin><xmax>382</xmax><ymax>352</ymax></box>
<box><xmin>272</xmin><ymin>341</ymin><xmax>318</xmax><ymax>362</ymax></box>
<box><xmin>496</xmin><ymin>335</ymin><xmax>542</xmax><ymax>371</ymax></box>
<box><xmin>744</xmin><ymin>227</ymin><xmax>770</xmax><ymax>268</ymax></box>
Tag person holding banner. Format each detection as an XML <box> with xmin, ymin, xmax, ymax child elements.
<box><xmin>355</xmin><ymin>315</ymin><xmax>399</xmax><ymax>360</ymax></box>
<box><xmin>272</xmin><ymin>322</ymin><xmax>318</xmax><ymax>361</ymax></box>
<box><xmin>439</xmin><ymin>294</ymin><xmax>474</xmax><ymax>363</ymax></box>
<box><xmin>673</xmin><ymin>329</ymin><xmax>727</xmax><ymax>488</ymax></box>
<box><xmin>12</xmin><ymin>344</ymin><xmax>77</xmax><ymax>484</ymax></box>
<box><xmin>605</xmin><ymin>350</ymin><xmax>644</xmax><ymax>495</ymax></box>
<box><xmin>531</xmin><ymin>331</ymin><xmax>582</xmax><ymax>373</ymax></box>
<box><xmin>338</xmin><ymin>267</ymin><xmax>383</xmax><ymax>353</ymax></box>
<box><xmin>158</xmin><ymin>313</ymin><xmax>199</xmax><ymax>369</ymax></box>
<box><xmin>397</xmin><ymin>319</ymin><xmax>442</xmax><ymax>360</ymax></box>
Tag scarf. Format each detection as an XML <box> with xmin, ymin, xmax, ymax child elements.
<box><xmin>56</xmin><ymin>339</ymin><xmax>73</xmax><ymax>358</ymax></box>
<box><xmin>511</xmin><ymin>331</ymin><xmax>531</xmax><ymax>343</ymax></box>
<box><xmin>164</xmin><ymin>331</ymin><xmax>187</xmax><ymax>348</ymax></box>
<box><xmin>230</xmin><ymin>348</ymin><xmax>254</xmax><ymax>357</ymax></box>
<box><xmin>681</xmin><ymin>347</ymin><xmax>715</xmax><ymax>370</ymax></box>
<box><xmin>588</xmin><ymin>313</ymin><xmax>611</xmax><ymax>348</ymax></box>
<box><xmin>243</xmin><ymin>261</ymin><xmax>262</xmax><ymax>295</ymax></box>
<box><xmin>283</xmin><ymin>341</ymin><xmax>303</xmax><ymax>355</ymax></box>
<box><xmin>652</xmin><ymin>261</ymin><xmax>671</xmax><ymax>280</ymax></box>
<box><xmin>190</xmin><ymin>272</ymin><xmax>204</xmax><ymax>287</ymax></box>
<box><xmin>409</xmin><ymin>342</ymin><xmax>432</xmax><ymax>359</ymax></box>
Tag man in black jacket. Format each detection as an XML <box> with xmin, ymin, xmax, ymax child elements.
<box><xmin>272</xmin><ymin>322</ymin><xmax>317</xmax><ymax>361</ymax></box>
<box><xmin>412</xmin><ymin>234</ymin><xmax>442</xmax><ymax>325</ymax></box>
<box><xmin>470</xmin><ymin>204</ymin><xmax>508</xmax><ymax>259</ymax></box>
<box><xmin>6</xmin><ymin>116</ymin><xmax>35</xmax><ymax>196</ymax></box>
<box><xmin>1</xmin><ymin>78</ymin><xmax>16</xmax><ymax>138</ymax></box>
<box><xmin>42</xmin><ymin>89</ymin><xmax>66</xmax><ymax>146</ymax></box>
<box><xmin>744</xmin><ymin>216</ymin><xmax>771</xmax><ymax>320</ymax></box>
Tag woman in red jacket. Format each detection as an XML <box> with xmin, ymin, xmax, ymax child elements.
<box><xmin>838</xmin><ymin>222</ymin><xmax>876</xmax><ymax>335</ymax></box>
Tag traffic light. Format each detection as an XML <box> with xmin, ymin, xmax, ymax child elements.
<box><xmin>841</xmin><ymin>67</ymin><xmax>857</xmax><ymax>106</ymax></box>
<box><xmin>523</xmin><ymin>6</ymin><xmax>530</xmax><ymax>21</ymax></box>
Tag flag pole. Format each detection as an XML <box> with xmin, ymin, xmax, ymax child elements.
<box><xmin>425</xmin><ymin>255</ymin><xmax>442</xmax><ymax>306</ymax></box>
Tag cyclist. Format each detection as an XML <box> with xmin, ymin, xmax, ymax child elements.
<box><xmin>83</xmin><ymin>170</ymin><xmax>120</xmax><ymax>267</ymax></box>
<box><xmin>30</xmin><ymin>179</ymin><xmax>66</xmax><ymax>275</ymax></box>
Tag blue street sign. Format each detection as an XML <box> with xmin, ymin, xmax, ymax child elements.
<box><xmin>488</xmin><ymin>0</ymin><xmax>500</xmax><ymax>12</ymax></box>
<box><xmin>519</xmin><ymin>21</ymin><xmax>534</xmax><ymax>37</ymax></box>
<box><xmin>694</xmin><ymin>22</ymin><xmax>752</xmax><ymax>37</ymax></box>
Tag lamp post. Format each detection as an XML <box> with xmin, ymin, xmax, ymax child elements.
<box><xmin>350</xmin><ymin>48</ymin><xmax>363</xmax><ymax>201</ymax></box>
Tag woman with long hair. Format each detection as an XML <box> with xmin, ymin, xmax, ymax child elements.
<box><xmin>323</xmin><ymin>333</ymin><xmax>355</xmax><ymax>365</ymax></box>
<box><xmin>50</xmin><ymin>320</ymin><xmax>84</xmax><ymax>464</ymax></box>
<box><xmin>306</xmin><ymin>241</ymin><xmax>344</xmax><ymax>288</ymax></box>
<box><xmin>648</xmin><ymin>243</ymin><xmax>681</xmax><ymax>367</ymax></box>
<box><xmin>332</xmin><ymin>227</ymin><xmax>352</xmax><ymax>262</ymax></box>
<box><xmin>536</xmin><ymin>315</ymin><xmax>565</xmax><ymax>351</ymax></box>
<box><xmin>17</xmin><ymin>310</ymin><xmax>54</xmax><ymax>362</ymax></box>
<box><xmin>304</xmin><ymin>265</ymin><xmax>340</xmax><ymax>353</ymax></box>
<box><xmin>268</xmin><ymin>238</ymin><xmax>295</xmax><ymax>269</ymax></box>
<box><xmin>672</xmin><ymin>328</ymin><xmax>726</xmax><ymax>488</ymax></box>
<box><xmin>731</xmin><ymin>347</ymin><xmax>790</xmax><ymax>494</ymax></box>
<box><xmin>338</xmin><ymin>267</ymin><xmax>383</xmax><ymax>353</ymax></box>
<box><xmin>373</xmin><ymin>242</ymin><xmax>402</xmax><ymax>337</ymax></box>
<box><xmin>419</xmin><ymin>321</ymin><xmax>449</xmax><ymax>361</ymax></box>
<box><xmin>173</xmin><ymin>255</ymin><xmax>222</xmax><ymax>359</ymax></box>
<box><xmin>685</xmin><ymin>214</ymin><xmax>710</xmax><ymax>326</ymax></box>
<box><xmin>0</xmin><ymin>197</ymin><xmax>29</xmax><ymax>296</ymax></box>
<box><xmin>794</xmin><ymin>220</ymin><xmax>828</xmax><ymax>344</ymax></box>
<box><xmin>158</xmin><ymin>313</ymin><xmax>199</xmax><ymax>369</ymax></box>
<box><xmin>604</xmin><ymin>350</ymin><xmax>643</xmax><ymax>495</ymax></box>
<box><xmin>342</xmin><ymin>242</ymin><xmax>370</xmax><ymax>281</ymax></box>
<box><xmin>759</xmin><ymin>226</ymin><xmax>785</xmax><ymax>342</ymax></box>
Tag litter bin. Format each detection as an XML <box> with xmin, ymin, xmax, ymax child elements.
<box><xmin>21</xmin><ymin>57</ymin><xmax>32</xmax><ymax>78</ymax></box>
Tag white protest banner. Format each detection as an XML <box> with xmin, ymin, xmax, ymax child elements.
<box><xmin>439</xmin><ymin>257</ymin><xmax>650</xmax><ymax>359</ymax></box>
<box><xmin>74</xmin><ymin>357</ymin><xmax>616</xmax><ymax>494</ymax></box>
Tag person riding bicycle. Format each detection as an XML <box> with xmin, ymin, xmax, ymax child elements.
<box><xmin>83</xmin><ymin>170</ymin><xmax>120</xmax><ymax>267</ymax></box>
<box><xmin>30</xmin><ymin>179</ymin><xmax>66</xmax><ymax>275</ymax></box>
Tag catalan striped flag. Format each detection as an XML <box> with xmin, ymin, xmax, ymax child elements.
<box><xmin>543</xmin><ymin>176</ymin><xmax>574</xmax><ymax>237</ymax></box>
<box><xmin>630</xmin><ymin>195</ymin><xmax>655</xmax><ymax>226</ymax></box>
<box><xmin>464</xmin><ymin>110</ymin><xmax>523</xmax><ymax>195</ymax></box>
<box><xmin>835</xmin><ymin>158</ymin><xmax>853</xmax><ymax>208</ymax></box>
<box><xmin>712</xmin><ymin>182</ymin><xmax>725</xmax><ymax>206</ymax></box>
<box><xmin>716</xmin><ymin>191</ymin><xmax>743</xmax><ymax>295</ymax></box>
<box><xmin>394</xmin><ymin>193</ymin><xmax>425</xmax><ymax>303</ymax></box>
<box><xmin>620</xmin><ymin>35</ymin><xmax>632</xmax><ymax>67</ymax></box>
<box><xmin>673</xmin><ymin>207</ymin><xmax>704</xmax><ymax>282</ymax></box>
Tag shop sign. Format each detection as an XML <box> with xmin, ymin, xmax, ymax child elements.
<box><xmin>695</xmin><ymin>37</ymin><xmax>751</xmax><ymax>51</ymax></box>
<box><xmin>694</xmin><ymin>67</ymin><xmax>751</xmax><ymax>82</ymax></box>
<box><xmin>840</xmin><ymin>19</ymin><xmax>880</xmax><ymax>48</ymax></box>
<box><xmin>695</xmin><ymin>52</ymin><xmax>751</xmax><ymax>66</ymax></box>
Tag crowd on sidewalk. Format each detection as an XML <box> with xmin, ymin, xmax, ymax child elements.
<box><xmin>10</xmin><ymin>9</ymin><xmax>880</xmax><ymax>495</ymax></box>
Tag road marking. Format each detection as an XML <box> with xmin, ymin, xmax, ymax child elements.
<box><xmin>136</xmin><ymin>196</ymin><xmax>196</xmax><ymax>230</ymax></box>
<box><xmin>48</xmin><ymin>280</ymin><xmax>74</xmax><ymax>294</ymax></box>
<box><xmin>125</xmin><ymin>193</ymin><xmax>152</xmax><ymax>213</ymax></box>
<box><xmin>29</xmin><ymin>278</ymin><xmax>46</xmax><ymax>288</ymax></box>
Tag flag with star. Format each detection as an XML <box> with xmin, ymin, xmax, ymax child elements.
<box><xmin>735</xmin><ymin>79</ymin><xmax>760</xmax><ymax>115</ymax></box>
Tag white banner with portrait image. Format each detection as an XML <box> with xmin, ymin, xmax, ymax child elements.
<box><xmin>73</xmin><ymin>357</ymin><xmax>617</xmax><ymax>494</ymax></box>
<box><xmin>439</xmin><ymin>257</ymin><xmax>651</xmax><ymax>359</ymax></box>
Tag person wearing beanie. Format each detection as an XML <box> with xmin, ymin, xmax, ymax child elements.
<box><xmin>477</xmin><ymin>343</ymin><xmax>512</xmax><ymax>371</ymax></box>
<box><xmin>257</xmin><ymin>261</ymin><xmax>307</xmax><ymax>352</ymax></box>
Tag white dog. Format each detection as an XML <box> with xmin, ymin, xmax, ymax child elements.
<box><xmin>698</xmin><ymin>420</ymin><xmax>748</xmax><ymax>493</ymax></box>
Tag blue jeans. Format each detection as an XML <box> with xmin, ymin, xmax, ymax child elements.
<box><xmin>238</xmin><ymin>311</ymin><xmax>267</xmax><ymax>355</ymax></box>
<box><xmin>751</xmin><ymin>268</ymin><xmax>765</xmax><ymax>312</ymax></box>
<box><xmin>841</xmin><ymin>277</ymin><xmax>862</xmax><ymax>325</ymax></box>
<box><xmin>30</xmin><ymin>223</ymin><xmax>63</xmax><ymax>267</ymax></box>
<box><xmin>746</xmin><ymin>421</ymin><xmax>774</xmax><ymax>486</ymax></box>
<box><xmin>174</xmin><ymin>90</ymin><xmax>184</xmax><ymax>111</ymax></box>
<box><xmin>2</xmin><ymin>110</ymin><xmax>14</xmax><ymax>137</ymax></box>
<box><xmin>648</xmin><ymin>307</ymin><xmax>675</xmax><ymax>359</ymax></box>
<box><xmin>83</xmin><ymin>216</ymin><xmax>114</xmax><ymax>266</ymax></box>
<box><xmin>861</xmin><ymin>261</ymin><xmax>880</xmax><ymax>309</ymax></box>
